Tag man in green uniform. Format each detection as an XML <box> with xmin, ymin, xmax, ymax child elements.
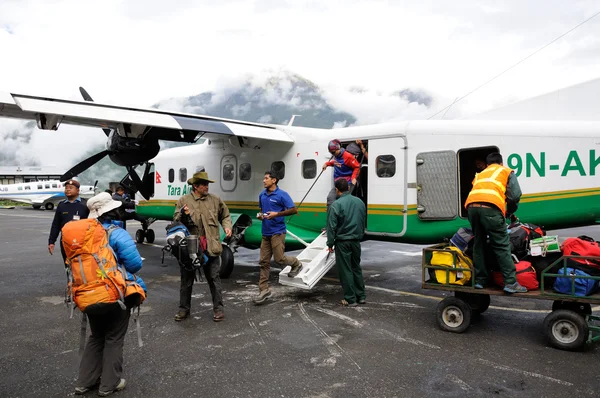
<box><xmin>326</xmin><ymin>178</ymin><xmax>367</xmax><ymax>306</ymax></box>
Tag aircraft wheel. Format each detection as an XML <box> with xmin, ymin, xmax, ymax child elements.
<box><xmin>44</xmin><ymin>202</ymin><xmax>54</xmax><ymax>211</ymax></box>
<box><xmin>552</xmin><ymin>300</ymin><xmax>592</xmax><ymax>316</ymax></box>
<box><xmin>135</xmin><ymin>229</ymin><xmax>145</xmax><ymax>244</ymax></box>
<box><xmin>436</xmin><ymin>296</ymin><xmax>471</xmax><ymax>333</ymax></box>
<box><xmin>32</xmin><ymin>205</ymin><xmax>41</xmax><ymax>210</ymax></box>
<box><xmin>455</xmin><ymin>292</ymin><xmax>490</xmax><ymax>315</ymax></box>
<box><xmin>145</xmin><ymin>229</ymin><xmax>155</xmax><ymax>243</ymax></box>
<box><xmin>219</xmin><ymin>245</ymin><xmax>234</xmax><ymax>279</ymax></box>
<box><xmin>544</xmin><ymin>309</ymin><xmax>588</xmax><ymax>351</ymax></box>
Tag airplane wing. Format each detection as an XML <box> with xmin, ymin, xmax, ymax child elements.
<box><xmin>0</xmin><ymin>91</ymin><xmax>293</xmax><ymax>143</ymax></box>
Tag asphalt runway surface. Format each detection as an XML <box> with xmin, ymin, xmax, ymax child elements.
<box><xmin>0</xmin><ymin>207</ymin><xmax>599</xmax><ymax>397</ymax></box>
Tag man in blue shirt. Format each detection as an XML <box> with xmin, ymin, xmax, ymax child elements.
<box><xmin>253</xmin><ymin>171</ymin><xmax>303</xmax><ymax>305</ymax></box>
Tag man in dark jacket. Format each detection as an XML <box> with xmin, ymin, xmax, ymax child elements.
<box><xmin>48</xmin><ymin>180</ymin><xmax>90</xmax><ymax>263</ymax></box>
<box><xmin>112</xmin><ymin>186</ymin><xmax>149</xmax><ymax>228</ymax></box>
<box><xmin>326</xmin><ymin>178</ymin><xmax>367</xmax><ymax>306</ymax></box>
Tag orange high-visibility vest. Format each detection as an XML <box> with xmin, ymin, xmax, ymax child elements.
<box><xmin>465</xmin><ymin>164</ymin><xmax>512</xmax><ymax>215</ymax></box>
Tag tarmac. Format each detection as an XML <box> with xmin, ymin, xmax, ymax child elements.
<box><xmin>0</xmin><ymin>207</ymin><xmax>599</xmax><ymax>398</ymax></box>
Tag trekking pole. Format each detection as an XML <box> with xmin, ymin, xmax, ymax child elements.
<box><xmin>286</xmin><ymin>155</ymin><xmax>333</xmax><ymax>225</ymax></box>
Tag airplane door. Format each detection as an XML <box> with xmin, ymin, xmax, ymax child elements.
<box><xmin>366</xmin><ymin>137</ymin><xmax>406</xmax><ymax>233</ymax></box>
<box><xmin>220</xmin><ymin>154</ymin><xmax>237</xmax><ymax>192</ymax></box>
<box><xmin>416</xmin><ymin>150</ymin><xmax>457</xmax><ymax>220</ymax></box>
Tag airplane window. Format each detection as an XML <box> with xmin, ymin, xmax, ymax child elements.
<box><xmin>52</xmin><ymin>184</ymin><xmax>57</xmax><ymax>188</ymax></box>
<box><xmin>37</xmin><ymin>184</ymin><xmax>43</xmax><ymax>189</ymax></box>
<box><xmin>239</xmin><ymin>163</ymin><xmax>251</xmax><ymax>181</ymax></box>
<box><xmin>18</xmin><ymin>186</ymin><xmax>23</xmax><ymax>191</ymax></box>
<box><xmin>302</xmin><ymin>160</ymin><xmax>317</xmax><ymax>179</ymax></box>
<box><xmin>271</xmin><ymin>161</ymin><xmax>285</xmax><ymax>180</ymax></box>
<box><xmin>25</xmin><ymin>186</ymin><xmax>31</xmax><ymax>190</ymax></box>
<box><xmin>376</xmin><ymin>155</ymin><xmax>396</xmax><ymax>178</ymax></box>
<box><xmin>223</xmin><ymin>164</ymin><xmax>235</xmax><ymax>181</ymax></box>
<box><xmin>168</xmin><ymin>168</ymin><xmax>175</xmax><ymax>183</ymax></box>
<box><xmin>179</xmin><ymin>168</ymin><xmax>187</xmax><ymax>183</ymax></box>
<box><xmin>45</xmin><ymin>184</ymin><xmax>50</xmax><ymax>189</ymax></box>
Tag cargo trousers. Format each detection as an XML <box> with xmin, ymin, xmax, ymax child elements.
<box><xmin>259</xmin><ymin>233</ymin><xmax>301</xmax><ymax>291</ymax></box>
<box><xmin>77</xmin><ymin>307</ymin><xmax>130</xmax><ymax>392</ymax></box>
<box><xmin>335</xmin><ymin>239</ymin><xmax>366</xmax><ymax>304</ymax></box>
<box><xmin>179</xmin><ymin>255</ymin><xmax>223</xmax><ymax>312</ymax></box>
<box><xmin>467</xmin><ymin>205</ymin><xmax>517</xmax><ymax>286</ymax></box>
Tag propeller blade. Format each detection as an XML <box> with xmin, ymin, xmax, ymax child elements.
<box><xmin>61</xmin><ymin>150</ymin><xmax>109</xmax><ymax>182</ymax></box>
<box><xmin>79</xmin><ymin>87</ymin><xmax>111</xmax><ymax>137</ymax></box>
<box><xmin>126</xmin><ymin>166</ymin><xmax>152</xmax><ymax>200</ymax></box>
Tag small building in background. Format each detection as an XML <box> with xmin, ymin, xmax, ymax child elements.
<box><xmin>0</xmin><ymin>166</ymin><xmax>64</xmax><ymax>185</ymax></box>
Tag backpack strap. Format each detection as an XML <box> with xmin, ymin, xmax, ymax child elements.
<box><xmin>132</xmin><ymin>306</ymin><xmax>143</xmax><ymax>348</ymax></box>
<box><xmin>78</xmin><ymin>313</ymin><xmax>87</xmax><ymax>356</ymax></box>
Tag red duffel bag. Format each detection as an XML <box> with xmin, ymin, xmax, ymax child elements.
<box><xmin>492</xmin><ymin>260</ymin><xmax>539</xmax><ymax>290</ymax></box>
<box><xmin>561</xmin><ymin>236</ymin><xmax>600</xmax><ymax>268</ymax></box>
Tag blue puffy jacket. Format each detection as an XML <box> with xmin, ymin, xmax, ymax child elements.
<box><xmin>102</xmin><ymin>222</ymin><xmax>147</xmax><ymax>292</ymax></box>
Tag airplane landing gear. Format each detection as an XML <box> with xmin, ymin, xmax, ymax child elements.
<box><xmin>135</xmin><ymin>218</ymin><xmax>156</xmax><ymax>244</ymax></box>
<box><xmin>44</xmin><ymin>202</ymin><xmax>54</xmax><ymax>211</ymax></box>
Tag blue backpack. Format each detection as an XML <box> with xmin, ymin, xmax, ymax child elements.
<box><xmin>553</xmin><ymin>267</ymin><xmax>599</xmax><ymax>296</ymax></box>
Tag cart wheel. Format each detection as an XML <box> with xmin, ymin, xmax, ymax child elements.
<box><xmin>135</xmin><ymin>229</ymin><xmax>145</xmax><ymax>244</ymax></box>
<box><xmin>436</xmin><ymin>297</ymin><xmax>472</xmax><ymax>333</ymax></box>
<box><xmin>455</xmin><ymin>292</ymin><xmax>491</xmax><ymax>314</ymax></box>
<box><xmin>543</xmin><ymin>309</ymin><xmax>588</xmax><ymax>351</ymax></box>
<box><xmin>552</xmin><ymin>300</ymin><xmax>592</xmax><ymax>316</ymax></box>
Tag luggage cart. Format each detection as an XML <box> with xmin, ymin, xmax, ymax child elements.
<box><xmin>422</xmin><ymin>244</ymin><xmax>600</xmax><ymax>351</ymax></box>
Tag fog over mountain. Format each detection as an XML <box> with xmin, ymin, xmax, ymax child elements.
<box><xmin>0</xmin><ymin>71</ymin><xmax>436</xmax><ymax>188</ymax></box>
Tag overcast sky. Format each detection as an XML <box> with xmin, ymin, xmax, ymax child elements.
<box><xmin>1</xmin><ymin>0</ymin><xmax>599</xmax><ymax>169</ymax></box>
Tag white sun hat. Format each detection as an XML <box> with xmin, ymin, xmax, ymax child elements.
<box><xmin>87</xmin><ymin>192</ymin><xmax>122</xmax><ymax>219</ymax></box>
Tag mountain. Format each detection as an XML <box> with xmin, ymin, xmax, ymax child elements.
<box><xmin>155</xmin><ymin>72</ymin><xmax>357</xmax><ymax>129</ymax></box>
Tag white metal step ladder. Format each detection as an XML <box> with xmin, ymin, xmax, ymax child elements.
<box><xmin>278</xmin><ymin>230</ymin><xmax>336</xmax><ymax>290</ymax></box>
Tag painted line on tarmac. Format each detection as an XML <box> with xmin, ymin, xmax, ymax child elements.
<box><xmin>323</xmin><ymin>278</ymin><xmax>600</xmax><ymax>314</ymax></box>
<box><xmin>390</xmin><ymin>250</ymin><xmax>422</xmax><ymax>256</ymax></box>
<box><xmin>0</xmin><ymin>212</ymin><xmax>53</xmax><ymax>219</ymax></box>
<box><xmin>477</xmin><ymin>358</ymin><xmax>573</xmax><ymax>386</ymax></box>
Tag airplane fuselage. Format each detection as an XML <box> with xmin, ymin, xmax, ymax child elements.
<box><xmin>0</xmin><ymin>180</ymin><xmax>96</xmax><ymax>210</ymax></box>
<box><xmin>136</xmin><ymin>120</ymin><xmax>600</xmax><ymax>248</ymax></box>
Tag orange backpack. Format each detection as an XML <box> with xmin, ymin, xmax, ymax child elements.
<box><xmin>62</xmin><ymin>218</ymin><xmax>127</xmax><ymax>314</ymax></box>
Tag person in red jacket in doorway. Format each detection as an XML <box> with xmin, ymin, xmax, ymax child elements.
<box><xmin>322</xmin><ymin>139</ymin><xmax>361</xmax><ymax>213</ymax></box>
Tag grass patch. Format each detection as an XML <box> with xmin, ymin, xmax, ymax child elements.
<box><xmin>0</xmin><ymin>200</ymin><xmax>28</xmax><ymax>207</ymax></box>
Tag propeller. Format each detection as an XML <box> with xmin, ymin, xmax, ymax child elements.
<box><xmin>79</xmin><ymin>87</ymin><xmax>111</xmax><ymax>137</ymax></box>
<box><xmin>59</xmin><ymin>87</ymin><xmax>159</xmax><ymax>200</ymax></box>
<box><xmin>61</xmin><ymin>150</ymin><xmax>109</xmax><ymax>181</ymax></box>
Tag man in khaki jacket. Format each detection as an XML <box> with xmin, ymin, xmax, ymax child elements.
<box><xmin>173</xmin><ymin>171</ymin><xmax>232</xmax><ymax>322</ymax></box>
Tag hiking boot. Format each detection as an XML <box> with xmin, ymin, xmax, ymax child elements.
<box><xmin>213</xmin><ymin>310</ymin><xmax>224</xmax><ymax>322</ymax></box>
<box><xmin>287</xmin><ymin>262</ymin><xmax>303</xmax><ymax>278</ymax></box>
<box><xmin>253</xmin><ymin>289</ymin><xmax>272</xmax><ymax>305</ymax></box>
<box><xmin>174</xmin><ymin>310</ymin><xmax>189</xmax><ymax>321</ymax></box>
<box><xmin>98</xmin><ymin>379</ymin><xmax>126</xmax><ymax>397</ymax></box>
<box><xmin>340</xmin><ymin>299</ymin><xmax>357</xmax><ymax>307</ymax></box>
<box><xmin>504</xmin><ymin>282</ymin><xmax>528</xmax><ymax>294</ymax></box>
<box><xmin>358</xmin><ymin>298</ymin><xmax>366</xmax><ymax>305</ymax></box>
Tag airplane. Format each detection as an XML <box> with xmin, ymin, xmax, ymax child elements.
<box><xmin>0</xmin><ymin>179</ymin><xmax>98</xmax><ymax>210</ymax></box>
<box><xmin>0</xmin><ymin>89</ymin><xmax>599</xmax><ymax>281</ymax></box>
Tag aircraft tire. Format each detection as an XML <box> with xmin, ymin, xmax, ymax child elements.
<box><xmin>135</xmin><ymin>229</ymin><xmax>145</xmax><ymax>244</ymax></box>
<box><xmin>145</xmin><ymin>229</ymin><xmax>155</xmax><ymax>243</ymax></box>
<box><xmin>219</xmin><ymin>245</ymin><xmax>234</xmax><ymax>279</ymax></box>
<box><xmin>543</xmin><ymin>309</ymin><xmax>588</xmax><ymax>351</ymax></box>
<box><xmin>44</xmin><ymin>202</ymin><xmax>54</xmax><ymax>211</ymax></box>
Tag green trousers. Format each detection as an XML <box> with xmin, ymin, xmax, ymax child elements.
<box><xmin>467</xmin><ymin>206</ymin><xmax>516</xmax><ymax>286</ymax></box>
<box><xmin>335</xmin><ymin>240</ymin><xmax>365</xmax><ymax>304</ymax></box>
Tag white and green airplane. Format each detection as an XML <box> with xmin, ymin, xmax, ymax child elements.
<box><xmin>1</xmin><ymin>89</ymin><xmax>599</xmax><ymax>278</ymax></box>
